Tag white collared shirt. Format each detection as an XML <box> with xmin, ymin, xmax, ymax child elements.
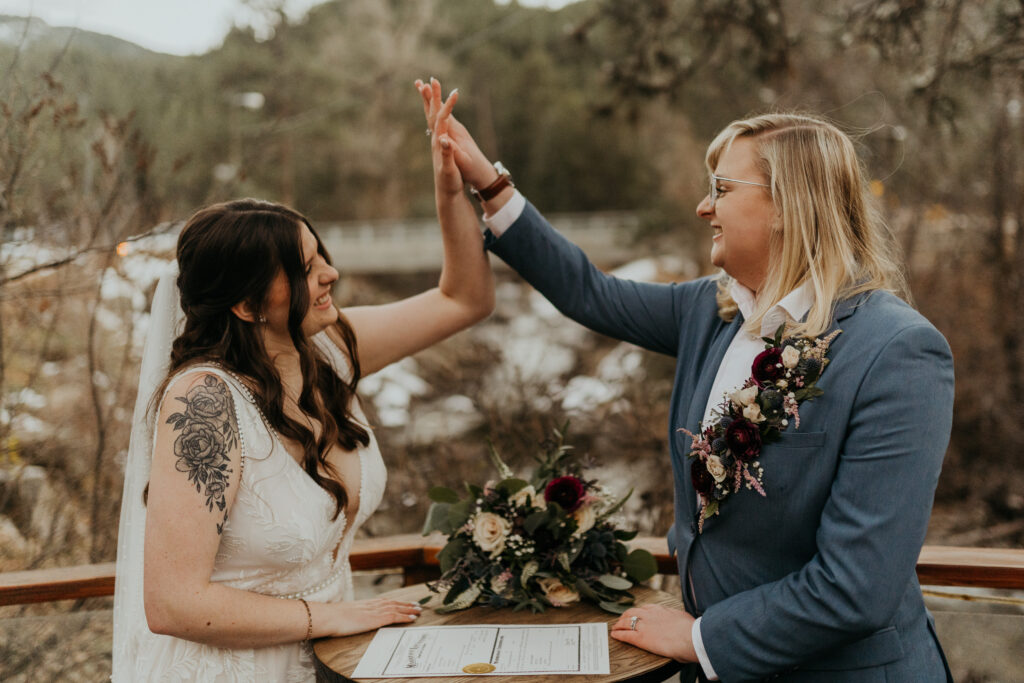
<box><xmin>699</xmin><ymin>279</ymin><xmax>815</xmax><ymax>428</ymax></box>
<box><xmin>485</xmin><ymin>193</ymin><xmax>816</xmax><ymax>681</ymax></box>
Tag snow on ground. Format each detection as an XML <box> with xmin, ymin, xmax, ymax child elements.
<box><xmin>359</xmin><ymin>357</ymin><xmax>430</xmax><ymax>427</ymax></box>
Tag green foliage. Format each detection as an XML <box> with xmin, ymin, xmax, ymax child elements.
<box><xmin>428</xmin><ymin>486</ymin><xmax>459</xmax><ymax>503</ymax></box>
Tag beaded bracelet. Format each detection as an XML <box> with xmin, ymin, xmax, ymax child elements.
<box><xmin>298</xmin><ymin>598</ymin><xmax>313</xmax><ymax>640</ymax></box>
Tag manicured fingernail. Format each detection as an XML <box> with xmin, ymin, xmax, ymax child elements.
<box><xmin>449</xmin><ymin>88</ymin><xmax>458</xmax><ymax>98</ymax></box>
<box><xmin>440</xmin><ymin>137</ymin><xmax>450</xmax><ymax>150</ymax></box>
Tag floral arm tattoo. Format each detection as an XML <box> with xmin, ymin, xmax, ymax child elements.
<box><xmin>166</xmin><ymin>375</ymin><xmax>239</xmax><ymax>535</ymax></box>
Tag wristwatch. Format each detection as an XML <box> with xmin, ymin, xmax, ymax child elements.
<box><xmin>469</xmin><ymin>162</ymin><xmax>514</xmax><ymax>202</ymax></box>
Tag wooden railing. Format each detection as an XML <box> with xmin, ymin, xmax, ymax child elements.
<box><xmin>2</xmin><ymin>535</ymin><xmax>1024</xmax><ymax>607</ymax></box>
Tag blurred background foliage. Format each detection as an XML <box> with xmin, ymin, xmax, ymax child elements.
<box><xmin>1</xmin><ymin>0</ymin><xmax>1023</xmax><ymax>570</ymax></box>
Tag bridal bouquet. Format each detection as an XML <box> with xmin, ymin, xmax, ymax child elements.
<box><xmin>422</xmin><ymin>428</ymin><xmax>657</xmax><ymax>614</ymax></box>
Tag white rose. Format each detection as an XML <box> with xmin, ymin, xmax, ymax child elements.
<box><xmin>472</xmin><ymin>512</ymin><xmax>511</xmax><ymax>558</ymax></box>
<box><xmin>510</xmin><ymin>485</ymin><xmax>545</xmax><ymax>510</ymax></box>
<box><xmin>706</xmin><ymin>455</ymin><xmax>728</xmax><ymax>483</ymax></box>
<box><xmin>537</xmin><ymin>577</ymin><xmax>580</xmax><ymax>607</ymax></box>
<box><xmin>781</xmin><ymin>345</ymin><xmax>800</xmax><ymax>369</ymax></box>
<box><xmin>731</xmin><ymin>385</ymin><xmax>758</xmax><ymax>407</ymax></box>
<box><xmin>743</xmin><ymin>403</ymin><xmax>766</xmax><ymax>423</ymax></box>
<box><xmin>572</xmin><ymin>502</ymin><xmax>597</xmax><ymax>536</ymax></box>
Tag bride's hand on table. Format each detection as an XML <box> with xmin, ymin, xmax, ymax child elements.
<box><xmin>319</xmin><ymin>597</ymin><xmax>422</xmax><ymax>637</ymax></box>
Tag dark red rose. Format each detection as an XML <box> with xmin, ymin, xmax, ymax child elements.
<box><xmin>752</xmin><ymin>347</ymin><xmax>785</xmax><ymax>385</ymax></box>
<box><xmin>691</xmin><ymin>459</ymin><xmax>714</xmax><ymax>496</ymax></box>
<box><xmin>725</xmin><ymin>418</ymin><xmax>762</xmax><ymax>462</ymax></box>
<box><xmin>544</xmin><ymin>476</ymin><xmax>586</xmax><ymax>512</ymax></box>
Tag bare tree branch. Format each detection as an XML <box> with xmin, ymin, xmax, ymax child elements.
<box><xmin>0</xmin><ymin>221</ymin><xmax>180</xmax><ymax>286</ymax></box>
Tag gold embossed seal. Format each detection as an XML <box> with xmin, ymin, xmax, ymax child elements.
<box><xmin>462</xmin><ymin>662</ymin><xmax>496</xmax><ymax>674</ymax></box>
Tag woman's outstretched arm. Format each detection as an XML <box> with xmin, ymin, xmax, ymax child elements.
<box><xmin>411</xmin><ymin>78</ymin><xmax>695</xmax><ymax>357</ymax></box>
<box><xmin>338</xmin><ymin>87</ymin><xmax>494</xmax><ymax>376</ymax></box>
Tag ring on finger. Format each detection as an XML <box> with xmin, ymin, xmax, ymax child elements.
<box><xmin>425</xmin><ymin>128</ymin><xmax>432</xmax><ymax>137</ymax></box>
<box><xmin>629</xmin><ymin>615</ymin><xmax>639</xmax><ymax>631</ymax></box>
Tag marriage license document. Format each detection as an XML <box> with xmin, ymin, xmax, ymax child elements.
<box><xmin>351</xmin><ymin>623</ymin><xmax>611</xmax><ymax>677</ymax></box>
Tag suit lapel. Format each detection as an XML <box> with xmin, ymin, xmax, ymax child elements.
<box><xmin>833</xmin><ymin>290</ymin><xmax>870</xmax><ymax>324</ymax></box>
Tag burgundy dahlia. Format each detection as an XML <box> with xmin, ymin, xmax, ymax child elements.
<box><xmin>691</xmin><ymin>459</ymin><xmax>715</xmax><ymax>497</ymax></box>
<box><xmin>752</xmin><ymin>347</ymin><xmax>785</xmax><ymax>385</ymax></box>
<box><xmin>544</xmin><ymin>475</ymin><xmax>586</xmax><ymax>512</ymax></box>
<box><xmin>725</xmin><ymin>417</ymin><xmax>762</xmax><ymax>462</ymax></box>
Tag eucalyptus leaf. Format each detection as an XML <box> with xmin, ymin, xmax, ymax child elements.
<box><xmin>422</xmin><ymin>502</ymin><xmax>452</xmax><ymax>535</ymax></box>
<box><xmin>623</xmin><ymin>549</ymin><xmax>658</xmax><ymax>583</ymax></box>
<box><xmin>598</xmin><ymin>574</ymin><xmax>633</xmax><ymax>590</ymax></box>
<box><xmin>575</xmin><ymin>579</ymin><xmax>601</xmax><ymax>602</ymax></box>
<box><xmin>613</xmin><ymin>529</ymin><xmax>638</xmax><ymax>541</ymax></box>
<box><xmin>437</xmin><ymin>537</ymin><xmax>467</xmax><ymax>574</ymax></box>
<box><xmin>428</xmin><ymin>486</ymin><xmax>460</xmax><ymax>504</ymax></box>
<box><xmin>705</xmin><ymin>499</ymin><xmax>720</xmax><ymax>517</ymax></box>
<box><xmin>599</xmin><ymin>600</ymin><xmax>629</xmax><ymax>614</ymax></box>
<box><xmin>447</xmin><ymin>500</ymin><xmax>474</xmax><ymax>530</ymax></box>
<box><xmin>557</xmin><ymin>552</ymin><xmax>571</xmax><ymax>573</ymax></box>
<box><xmin>497</xmin><ymin>478</ymin><xmax>529</xmax><ymax>496</ymax></box>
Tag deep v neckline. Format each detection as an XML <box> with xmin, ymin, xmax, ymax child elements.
<box><xmin>271</xmin><ymin>427</ymin><xmax>365</xmax><ymax>530</ymax></box>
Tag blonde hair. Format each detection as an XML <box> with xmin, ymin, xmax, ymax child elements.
<box><xmin>707</xmin><ymin>112</ymin><xmax>909</xmax><ymax>338</ymax></box>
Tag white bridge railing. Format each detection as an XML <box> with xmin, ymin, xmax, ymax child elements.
<box><xmin>317</xmin><ymin>212</ymin><xmax>644</xmax><ymax>273</ymax></box>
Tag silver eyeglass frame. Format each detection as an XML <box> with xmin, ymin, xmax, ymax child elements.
<box><xmin>710</xmin><ymin>175</ymin><xmax>770</xmax><ymax>208</ymax></box>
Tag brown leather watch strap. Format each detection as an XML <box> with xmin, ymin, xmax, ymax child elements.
<box><xmin>470</xmin><ymin>162</ymin><xmax>514</xmax><ymax>202</ymax></box>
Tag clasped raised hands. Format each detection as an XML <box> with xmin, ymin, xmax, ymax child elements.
<box><xmin>414</xmin><ymin>77</ymin><xmax>499</xmax><ymax>192</ymax></box>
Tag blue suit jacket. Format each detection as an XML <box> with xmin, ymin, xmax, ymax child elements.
<box><xmin>486</xmin><ymin>202</ymin><xmax>955</xmax><ymax>682</ymax></box>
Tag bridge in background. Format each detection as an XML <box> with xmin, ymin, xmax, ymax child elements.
<box><xmin>317</xmin><ymin>211</ymin><xmax>646</xmax><ymax>273</ymax></box>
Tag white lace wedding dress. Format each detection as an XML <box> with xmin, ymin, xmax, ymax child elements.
<box><xmin>113</xmin><ymin>332</ymin><xmax>387</xmax><ymax>682</ymax></box>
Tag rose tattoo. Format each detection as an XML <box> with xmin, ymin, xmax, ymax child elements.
<box><xmin>166</xmin><ymin>375</ymin><xmax>238</xmax><ymax>534</ymax></box>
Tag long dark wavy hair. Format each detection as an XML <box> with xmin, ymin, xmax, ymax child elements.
<box><xmin>158</xmin><ymin>198</ymin><xmax>369</xmax><ymax>519</ymax></box>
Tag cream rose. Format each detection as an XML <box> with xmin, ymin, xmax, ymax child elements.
<box><xmin>742</xmin><ymin>403</ymin><xmax>766</xmax><ymax>423</ymax></box>
<box><xmin>731</xmin><ymin>385</ymin><xmax>758</xmax><ymax>407</ymax></box>
<box><xmin>781</xmin><ymin>345</ymin><xmax>800</xmax><ymax>369</ymax></box>
<box><xmin>706</xmin><ymin>455</ymin><xmax>728</xmax><ymax>483</ymax></box>
<box><xmin>537</xmin><ymin>577</ymin><xmax>580</xmax><ymax>607</ymax></box>
<box><xmin>572</xmin><ymin>502</ymin><xmax>597</xmax><ymax>536</ymax></box>
<box><xmin>472</xmin><ymin>512</ymin><xmax>511</xmax><ymax>558</ymax></box>
<box><xmin>510</xmin><ymin>485</ymin><xmax>545</xmax><ymax>510</ymax></box>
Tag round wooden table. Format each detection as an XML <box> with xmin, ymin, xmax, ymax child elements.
<box><xmin>313</xmin><ymin>584</ymin><xmax>684</xmax><ymax>683</ymax></box>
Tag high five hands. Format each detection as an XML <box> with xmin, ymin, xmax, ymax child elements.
<box><xmin>414</xmin><ymin>77</ymin><xmax>501</xmax><ymax>191</ymax></box>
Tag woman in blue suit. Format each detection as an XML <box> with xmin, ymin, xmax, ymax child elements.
<box><xmin>416</xmin><ymin>79</ymin><xmax>954</xmax><ymax>682</ymax></box>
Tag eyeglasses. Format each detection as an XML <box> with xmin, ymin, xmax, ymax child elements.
<box><xmin>709</xmin><ymin>175</ymin><xmax>770</xmax><ymax>208</ymax></box>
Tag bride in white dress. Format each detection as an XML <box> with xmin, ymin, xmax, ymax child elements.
<box><xmin>112</xmin><ymin>90</ymin><xmax>489</xmax><ymax>681</ymax></box>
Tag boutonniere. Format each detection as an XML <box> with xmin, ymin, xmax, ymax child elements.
<box><xmin>681</xmin><ymin>324</ymin><xmax>841</xmax><ymax>532</ymax></box>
